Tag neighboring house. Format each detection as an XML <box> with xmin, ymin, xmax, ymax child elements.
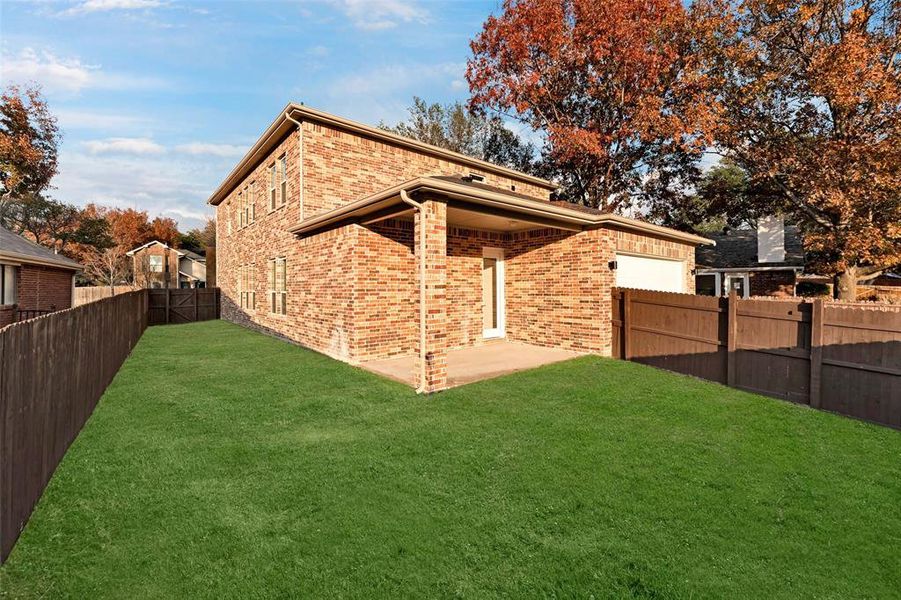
<box><xmin>127</xmin><ymin>241</ymin><xmax>207</xmax><ymax>289</ymax></box>
<box><xmin>0</xmin><ymin>225</ymin><xmax>82</xmax><ymax>327</ymax></box>
<box><xmin>210</xmin><ymin>103</ymin><xmax>711</xmax><ymax>392</ymax></box>
<box><xmin>695</xmin><ymin>216</ymin><xmax>804</xmax><ymax>298</ymax></box>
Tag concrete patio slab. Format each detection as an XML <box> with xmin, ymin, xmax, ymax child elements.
<box><xmin>360</xmin><ymin>340</ymin><xmax>586</xmax><ymax>389</ymax></box>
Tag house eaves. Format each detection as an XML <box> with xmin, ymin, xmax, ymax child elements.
<box><xmin>205</xmin><ymin>103</ymin><xmax>557</xmax><ymax>207</ymax></box>
<box><xmin>288</xmin><ymin>177</ymin><xmax>714</xmax><ymax>247</ymax></box>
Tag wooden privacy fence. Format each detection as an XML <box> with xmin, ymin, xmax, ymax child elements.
<box><xmin>74</xmin><ymin>285</ymin><xmax>137</xmax><ymax>306</ymax></box>
<box><xmin>612</xmin><ymin>288</ymin><xmax>900</xmax><ymax>428</ymax></box>
<box><xmin>0</xmin><ymin>291</ymin><xmax>148</xmax><ymax>562</ymax></box>
<box><xmin>0</xmin><ymin>287</ymin><xmax>221</xmax><ymax>562</ymax></box>
<box><xmin>147</xmin><ymin>288</ymin><xmax>220</xmax><ymax>325</ymax></box>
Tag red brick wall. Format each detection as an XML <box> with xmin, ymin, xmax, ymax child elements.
<box><xmin>301</xmin><ymin>121</ymin><xmax>550</xmax><ymax>218</ymax></box>
<box><xmin>612</xmin><ymin>228</ymin><xmax>696</xmax><ymax>293</ymax></box>
<box><xmin>750</xmin><ymin>270</ymin><xmax>796</xmax><ymax>297</ymax></box>
<box><xmin>354</xmin><ymin>220</ymin><xmax>416</xmax><ymax>361</ymax></box>
<box><xmin>0</xmin><ymin>305</ymin><xmax>14</xmax><ymax>328</ymax></box>
<box><xmin>17</xmin><ymin>264</ymin><xmax>73</xmax><ymax>311</ymax></box>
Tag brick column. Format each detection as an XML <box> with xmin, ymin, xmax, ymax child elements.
<box><xmin>414</xmin><ymin>199</ymin><xmax>448</xmax><ymax>392</ymax></box>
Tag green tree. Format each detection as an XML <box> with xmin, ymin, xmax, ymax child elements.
<box><xmin>380</xmin><ymin>97</ymin><xmax>537</xmax><ymax>174</ymax></box>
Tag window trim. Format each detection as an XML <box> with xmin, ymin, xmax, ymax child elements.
<box><xmin>1</xmin><ymin>264</ymin><xmax>17</xmax><ymax>306</ymax></box>
<box><xmin>268</xmin><ymin>163</ymin><xmax>277</xmax><ymax>212</ymax></box>
<box><xmin>268</xmin><ymin>257</ymin><xmax>287</xmax><ymax>315</ymax></box>
<box><xmin>278</xmin><ymin>154</ymin><xmax>287</xmax><ymax>206</ymax></box>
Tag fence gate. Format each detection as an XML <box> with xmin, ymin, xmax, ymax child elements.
<box><xmin>147</xmin><ymin>288</ymin><xmax>220</xmax><ymax>326</ymax></box>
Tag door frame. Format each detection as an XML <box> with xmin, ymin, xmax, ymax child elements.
<box><xmin>482</xmin><ymin>247</ymin><xmax>505</xmax><ymax>339</ymax></box>
<box><xmin>723</xmin><ymin>273</ymin><xmax>750</xmax><ymax>298</ymax></box>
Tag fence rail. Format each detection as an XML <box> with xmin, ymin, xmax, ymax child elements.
<box><xmin>612</xmin><ymin>288</ymin><xmax>900</xmax><ymax>428</ymax></box>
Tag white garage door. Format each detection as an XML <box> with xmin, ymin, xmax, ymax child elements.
<box><xmin>615</xmin><ymin>253</ymin><xmax>685</xmax><ymax>293</ymax></box>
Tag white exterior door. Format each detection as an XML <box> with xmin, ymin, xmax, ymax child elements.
<box><xmin>615</xmin><ymin>253</ymin><xmax>685</xmax><ymax>293</ymax></box>
<box><xmin>482</xmin><ymin>247</ymin><xmax>505</xmax><ymax>338</ymax></box>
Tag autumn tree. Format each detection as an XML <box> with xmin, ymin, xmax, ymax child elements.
<box><xmin>381</xmin><ymin>97</ymin><xmax>537</xmax><ymax>173</ymax></box>
<box><xmin>467</xmin><ymin>0</ymin><xmax>727</xmax><ymax>211</ymax></box>
<box><xmin>149</xmin><ymin>216</ymin><xmax>180</xmax><ymax>247</ymax></box>
<box><xmin>0</xmin><ymin>85</ymin><xmax>60</xmax><ymax>217</ymax></box>
<box><xmin>711</xmin><ymin>0</ymin><xmax>901</xmax><ymax>299</ymax></box>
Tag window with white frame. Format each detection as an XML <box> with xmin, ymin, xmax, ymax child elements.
<box><xmin>268</xmin><ymin>163</ymin><xmax>277</xmax><ymax>211</ymax></box>
<box><xmin>248</xmin><ymin>181</ymin><xmax>256</xmax><ymax>223</ymax></box>
<box><xmin>268</xmin><ymin>257</ymin><xmax>287</xmax><ymax>315</ymax></box>
<box><xmin>239</xmin><ymin>264</ymin><xmax>255</xmax><ymax>310</ymax></box>
<box><xmin>226</xmin><ymin>201</ymin><xmax>232</xmax><ymax>235</ymax></box>
<box><xmin>148</xmin><ymin>255</ymin><xmax>163</xmax><ymax>272</ymax></box>
<box><xmin>278</xmin><ymin>154</ymin><xmax>287</xmax><ymax>206</ymax></box>
<box><xmin>1</xmin><ymin>264</ymin><xmax>17</xmax><ymax>305</ymax></box>
<box><xmin>238</xmin><ymin>190</ymin><xmax>245</xmax><ymax>228</ymax></box>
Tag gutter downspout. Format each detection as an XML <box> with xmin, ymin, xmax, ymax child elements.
<box><xmin>400</xmin><ymin>189</ymin><xmax>427</xmax><ymax>394</ymax></box>
<box><xmin>284</xmin><ymin>111</ymin><xmax>304</xmax><ymax>221</ymax></box>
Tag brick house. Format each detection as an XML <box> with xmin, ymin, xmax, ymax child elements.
<box><xmin>127</xmin><ymin>241</ymin><xmax>207</xmax><ymax>289</ymax></box>
<box><xmin>209</xmin><ymin>104</ymin><xmax>711</xmax><ymax>392</ymax></box>
<box><xmin>695</xmin><ymin>216</ymin><xmax>804</xmax><ymax>298</ymax></box>
<box><xmin>1</xmin><ymin>225</ymin><xmax>82</xmax><ymax>328</ymax></box>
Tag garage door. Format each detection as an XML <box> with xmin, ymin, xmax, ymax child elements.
<box><xmin>615</xmin><ymin>253</ymin><xmax>685</xmax><ymax>293</ymax></box>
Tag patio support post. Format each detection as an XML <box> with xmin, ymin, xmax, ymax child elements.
<box><xmin>414</xmin><ymin>199</ymin><xmax>448</xmax><ymax>392</ymax></box>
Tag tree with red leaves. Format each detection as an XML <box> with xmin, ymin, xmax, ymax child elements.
<box><xmin>467</xmin><ymin>0</ymin><xmax>727</xmax><ymax>211</ymax></box>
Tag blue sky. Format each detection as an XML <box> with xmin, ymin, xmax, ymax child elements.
<box><xmin>1</xmin><ymin>0</ymin><xmax>509</xmax><ymax>230</ymax></box>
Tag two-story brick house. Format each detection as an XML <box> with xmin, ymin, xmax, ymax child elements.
<box><xmin>209</xmin><ymin>103</ymin><xmax>711</xmax><ymax>392</ymax></box>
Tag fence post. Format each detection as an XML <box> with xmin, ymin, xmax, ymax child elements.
<box><xmin>809</xmin><ymin>299</ymin><xmax>824</xmax><ymax>408</ymax></box>
<box><xmin>726</xmin><ymin>290</ymin><xmax>738</xmax><ymax>387</ymax></box>
<box><xmin>623</xmin><ymin>289</ymin><xmax>633</xmax><ymax>361</ymax></box>
<box><xmin>193</xmin><ymin>288</ymin><xmax>198</xmax><ymax>322</ymax></box>
<box><xmin>165</xmin><ymin>288</ymin><xmax>170</xmax><ymax>325</ymax></box>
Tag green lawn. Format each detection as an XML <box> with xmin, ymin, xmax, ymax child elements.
<box><xmin>2</xmin><ymin>321</ymin><xmax>899</xmax><ymax>598</ymax></box>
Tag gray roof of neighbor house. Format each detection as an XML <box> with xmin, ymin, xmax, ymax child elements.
<box><xmin>695</xmin><ymin>225</ymin><xmax>804</xmax><ymax>269</ymax></box>
<box><xmin>0</xmin><ymin>225</ymin><xmax>83</xmax><ymax>271</ymax></box>
<box><xmin>180</xmin><ymin>249</ymin><xmax>205</xmax><ymax>261</ymax></box>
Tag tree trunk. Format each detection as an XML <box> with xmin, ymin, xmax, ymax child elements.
<box><xmin>833</xmin><ymin>266</ymin><xmax>858</xmax><ymax>301</ymax></box>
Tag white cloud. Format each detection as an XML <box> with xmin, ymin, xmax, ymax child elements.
<box><xmin>53</xmin><ymin>150</ymin><xmax>216</xmax><ymax>229</ymax></box>
<box><xmin>450</xmin><ymin>79</ymin><xmax>467</xmax><ymax>91</ymax></box>
<box><xmin>55</xmin><ymin>108</ymin><xmax>150</xmax><ymax>131</ymax></box>
<box><xmin>175</xmin><ymin>143</ymin><xmax>246</xmax><ymax>158</ymax></box>
<box><xmin>60</xmin><ymin>0</ymin><xmax>163</xmax><ymax>16</ymax></box>
<box><xmin>329</xmin><ymin>0</ymin><xmax>429</xmax><ymax>30</ymax></box>
<box><xmin>0</xmin><ymin>48</ymin><xmax>97</xmax><ymax>94</ymax></box>
<box><xmin>0</xmin><ymin>48</ymin><xmax>167</xmax><ymax>95</ymax></box>
<box><xmin>84</xmin><ymin>137</ymin><xmax>165</xmax><ymax>155</ymax></box>
<box><xmin>307</xmin><ymin>45</ymin><xmax>330</xmax><ymax>58</ymax></box>
<box><xmin>328</xmin><ymin>62</ymin><xmax>463</xmax><ymax>97</ymax></box>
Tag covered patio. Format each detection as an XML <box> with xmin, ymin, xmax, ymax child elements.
<box><xmin>359</xmin><ymin>340</ymin><xmax>585</xmax><ymax>388</ymax></box>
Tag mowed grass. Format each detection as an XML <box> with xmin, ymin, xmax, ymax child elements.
<box><xmin>2</xmin><ymin>321</ymin><xmax>900</xmax><ymax>598</ymax></box>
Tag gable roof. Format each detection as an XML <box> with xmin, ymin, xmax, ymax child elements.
<box><xmin>206</xmin><ymin>103</ymin><xmax>556</xmax><ymax>207</ymax></box>
<box><xmin>0</xmin><ymin>225</ymin><xmax>82</xmax><ymax>271</ymax></box>
<box><xmin>695</xmin><ymin>226</ymin><xmax>804</xmax><ymax>269</ymax></box>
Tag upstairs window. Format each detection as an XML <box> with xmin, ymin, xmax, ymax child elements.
<box><xmin>148</xmin><ymin>255</ymin><xmax>163</xmax><ymax>273</ymax></box>
<box><xmin>248</xmin><ymin>181</ymin><xmax>256</xmax><ymax>223</ymax></box>
<box><xmin>238</xmin><ymin>190</ymin><xmax>245</xmax><ymax>228</ymax></box>
<box><xmin>269</xmin><ymin>163</ymin><xmax>277</xmax><ymax>211</ymax></box>
<box><xmin>268</xmin><ymin>257</ymin><xmax>287</xmax><ymax>315</ymax></box>
<box><xmin>278</xmin><ymin>154</ymin><xmax>288</xmax><ymax>206</ymax></box>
